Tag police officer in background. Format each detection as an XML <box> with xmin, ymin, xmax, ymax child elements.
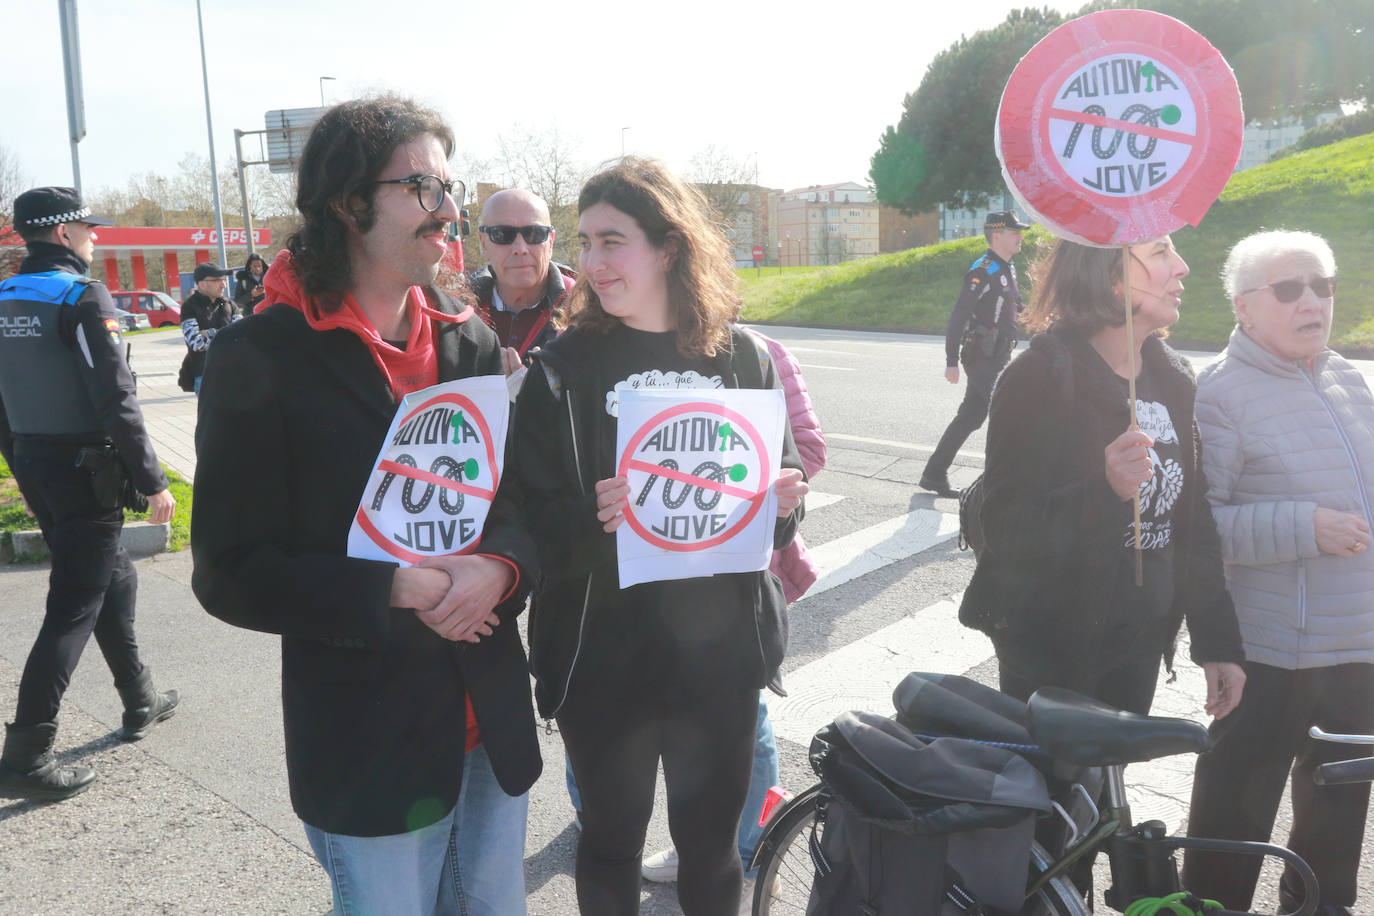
<box><xmin>0</xmin><ymin>187</ymin><xmax>178</xmax><ymax>802</ymax></box>
<box><xmin>919</xmin><ymin>210</ymin><xmax>1031</xmax><ymax>498</ymax></box>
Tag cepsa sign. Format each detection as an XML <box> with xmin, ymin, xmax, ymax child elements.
<box><xmin>614</xmin><ymin>389</ymin><xmax>786</xmax><ymax>587</ymax></box>
<box><xmin>996</xmin><ymin>9</ymin><xmax>1242</xmax><ymax>246</ymax></box>
<box><xmin>347</xmin><ymin>377</ymin><xmax>509</xmax><ymax>566</ymax></box>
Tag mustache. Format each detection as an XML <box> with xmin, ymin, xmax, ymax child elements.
<box><xmin>416</xmin><ymin>220</ymin><xmax>448</xmax><ymax>238</ymax></box>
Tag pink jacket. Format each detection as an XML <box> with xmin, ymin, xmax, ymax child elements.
<box><xmin>745</xmin><ymin>328</ymin><xmax>827</xmax><ymax>603</ymax></box>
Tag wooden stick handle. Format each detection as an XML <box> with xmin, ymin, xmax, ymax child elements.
<box><xmin>1122</xmin><ymin>243</ymin><xmax>1142</xmax><ymax>586</ymax></box>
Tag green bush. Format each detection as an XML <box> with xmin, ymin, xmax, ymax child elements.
<box><xmin>1271</xmin><ymin>110</ymin><xmax>1374</xmax><ymax>160</ymax></box>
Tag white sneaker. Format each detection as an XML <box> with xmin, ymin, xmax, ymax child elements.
<box><xmin>641</xmin><ymin>845</ymin><xmax>679</xmax><ymax>883</ymax></box>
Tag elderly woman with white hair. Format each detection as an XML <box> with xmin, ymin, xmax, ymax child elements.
<box><xmin>1181</xmin><ymin>230</ymin><xmax>1373</xmax><ymax>916</ymax></box>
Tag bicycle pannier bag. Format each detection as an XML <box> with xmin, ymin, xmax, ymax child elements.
<box><xmin>806</xmin><ymin>710</ymin><xmax>1051</xmax><ymax>916</ymax></box>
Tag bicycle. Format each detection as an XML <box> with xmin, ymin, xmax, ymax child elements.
<box><xmin>747</xmin><ymin>672</ymin><xmax>1357</xmax><ymax>916</ymax></box>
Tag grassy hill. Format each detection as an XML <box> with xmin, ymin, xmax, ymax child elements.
<box><xmin>741</xmin><ymin>132</ymin><xmax>1374</xmax><ymax>354</ymax></box>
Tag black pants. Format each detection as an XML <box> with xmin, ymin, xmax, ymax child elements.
<box><xmin>11</xmin><ymin>454</ymin><xmax>142</xmax><ymax>727</ymax></box>
<box><xmin>1182</xmin><ymin>661</ymin><xmax>1374</xmax><ymax>910</ymax></box>
<box><xmin>923</xmin><ymin>353</ymin><xmax>1006</xmax><ymax>480</ymax></box>
<box><xmin>559</xmin><ymin>671</ymin><xmax>758</xmax><ymax>916</ymax></box>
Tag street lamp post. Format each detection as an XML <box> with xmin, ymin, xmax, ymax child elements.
<box><xmin>621</xmin><ymin>126</ymin><xmax>630</xmax><ymax>158</ymax></box>
<box><xmin>194</xmin><ymin>0</ymin><xmax>228</xmax><ymax>267</ymax></box>
<box><xmin>777</xmin><ymin>241</ymin><xmax>782</xmax><ymax>275</ymax></box>
<box><xmin>320</xmin><ymin>76</ymin><xmax>336</xmax><ymax>107</ymax></box>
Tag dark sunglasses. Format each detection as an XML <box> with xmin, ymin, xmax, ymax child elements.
<box><xmin>1241</xmin><ymin>276</ymin><xmax>1337</xmax><ymax>303</ymax></box>
<box><xmin>373</xmin><ymin>174</ymin><xmax>464</xmax><ymax>213</ymax></box>
<box><xmin>480</xmin><ymin>224</ymin><xmax>553</xmax><ymax>245</ymax></box>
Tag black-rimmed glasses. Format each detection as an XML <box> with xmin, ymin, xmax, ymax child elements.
<box><xmin>1241</xmin><ymin>276</ymin><xmax>1337</xmax><ymax>303</ymax></box>
<box><xmin>373</xmin><ymin>174</ymin><xmax>465</xmax><ymax>213</ymax></box>
<box><xmin>480</xmin><ymin>224</ymin><xmax>554</xmax><ymax>245</ymax></box>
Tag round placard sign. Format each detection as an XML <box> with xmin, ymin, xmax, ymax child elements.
<box><xmin>996</xmin><ymin>9</ymin><xmax>1243</xmax><ymax>246</ymax></box>
<box><xmin>617</xmin><ymin>401</ymin><xmax>772</xmax><ymax>553</ymax></box>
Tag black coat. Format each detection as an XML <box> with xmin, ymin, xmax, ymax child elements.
<box><xmin>959</xmin><ymin>328</ymin><xmax>1244</xmax><ymax>690</ymax></box>
<box><xmin>508</xmin><ymin>324</ymin><xmax>802</xmax><ymax>719</ymax></box>
<box><xmin>190</xmin><ymin>293</ymin><xmax>540</xmax><ymax>837</ymax></box>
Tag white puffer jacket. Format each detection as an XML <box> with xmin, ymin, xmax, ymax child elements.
<box><xmin>1196</xmin><ymin>327</ymin><xmax>1374</xmax><ymax>669</ymax></box>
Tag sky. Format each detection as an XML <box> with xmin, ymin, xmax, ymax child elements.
<box><xmin>3</xmin><ymin>0</ymin><xmax>1080</xmax><ymax>202</ymax></box>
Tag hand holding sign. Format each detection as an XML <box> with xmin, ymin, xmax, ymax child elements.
<box><xmin>774</xmin><ymin>468</ymin><xmax>809</xmax><ymax>518</ymax></box>
<box><xmin>595</xmin><ymin>476</ymin><xmax>632</xmax><ymax>533</ymax></box>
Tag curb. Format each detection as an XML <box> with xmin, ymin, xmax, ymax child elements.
<box><xmin>10</xmin><ymin>520</ymin><xmax>170</xmax><ymax>563</ymax></box>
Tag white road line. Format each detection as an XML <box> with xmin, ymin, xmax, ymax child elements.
<box><xmin>827</xmin><ymin>432</ymin><xmax>983</xmax><ymax>464</ymax></box>
<box><xmin>798</xmin><ymin>363</ymin><xmax>857</xmax><ymax>371</ymax></box>
<box><xmin>772</xmin><ymin>591</ymin><xmax>1212</xmax><ymax>828</ymax></box>
<box><xmin>783</xmin><ymin>347</ymin><xmax>858</xmax><ymax>357</ymax></box>
<box><xmin>806</xmin><ymin>492</ymin><xmax>844</xmax><ymax>511</ymax></box>
<box><xmin>806</xmin><ymin>508</ymin><xmax>960</xmax><ymax>598</ymax></box>
<box><xmin>771</xmin><ymin>596</ymin><xmax>993</xmax><ymax>748</ymax></box>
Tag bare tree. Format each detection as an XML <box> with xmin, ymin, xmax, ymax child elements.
<box><xmin>689</xmin><ymin>145</ymin><xmax>761</xmax><ymax>263</ymax></box>
<box><xmin>0</xmin><ymin>144</ymin><xmax>28</xmax><ymax>279</ymax></box>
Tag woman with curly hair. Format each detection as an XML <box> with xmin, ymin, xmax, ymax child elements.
<box><xmin>508</xmin><ymin>158</ymin><xmax>807</xmax><ymax>915</ymax></box>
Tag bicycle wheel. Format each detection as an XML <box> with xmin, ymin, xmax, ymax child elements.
<box><xmin>751</xmin><ymin>785</ymin><xmax>1090</xmax><ymax>916</ymax></box>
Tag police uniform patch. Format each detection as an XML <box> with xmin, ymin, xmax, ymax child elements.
<box><xmin>104</xmin><ymin>318</ymin><xmax>122</xmax><ymax>345</ymax></box>
<box><xmin>970</xmin><ymin>276</ymin><xmax>981</xmax><ymax>286</ymax></box>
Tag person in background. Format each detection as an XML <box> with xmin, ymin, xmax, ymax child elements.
<box><xmin>509</xmin><ymin>158</ymin><xmax>807</xmax><ymax>915</ymax></box>
<box><xmin>919</xmin><ymin>211</ymin><xmax>1029</xmax><ymax>498</ymax></box>
<box><xmin>470</xmin><ymin>189</ymin><xmax>574</xmax><ymax>375</ymax></box>
<box><xmin>1182</xmin><ymin>230</ymin><xmax>1372</xmax><ymax>916</ymax></box>
<box><xmin>0</xmin><ymin>186</ymin><xmax>178</xmax><ymax>802</ymax></box>
<box><xmin>178</xmin><ymin>262</ymin><xmax>238</xmax><ymax>395</ymax></box>
<box><xmin>190</xmin><ymin>96</ymin><xmax>540</xmax><ymax>915</ymax></box>
<box><xmin>234</xmin><ymin>252</ymin><xmax>268</xmax><ymax>316</ymax></box>
<box><xmin>640</xmin><ymin>325</ymin><xmax>827</xmax><ymax>885</ymax></box>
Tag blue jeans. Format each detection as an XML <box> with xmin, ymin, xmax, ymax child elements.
<box><xmin>565</xmin><ymin>692</ymin><xmax>780</xmax><ymax>873</ymax></box>
<box><xmin>304</xmin><ymin>744</ymin><xmax>528</xmax><ymax>915</ymax></box>
<box><xmin>193</xmin><ymin>375</ymin><xmax>203</xmax><ymax>395</ymax></box>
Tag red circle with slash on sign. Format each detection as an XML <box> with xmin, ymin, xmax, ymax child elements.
<box><xmin>996</xmin><ymin>8</ymin><xmax>1243</xmax><ymax>246</ymax></box>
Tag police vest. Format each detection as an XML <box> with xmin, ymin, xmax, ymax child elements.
<box><xmin>0</xmin><ymin>270</ymin><xmax>106</xmax><ymax>436</ymax></box>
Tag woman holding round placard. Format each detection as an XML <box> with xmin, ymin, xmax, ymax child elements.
<box><xmin>1181</xmin><ymin>231</ymin><xmax>1373</xmax><ymax>916</ymax></box>
<box><xmin>959</xmin><ymin>237</ymin><xmax>1246</xmax><ymax>719</ymax></box>
<box><xmin>508</xmin><ymin>157</ymin><xmax>807</xmax><ymax>915</ymax></box>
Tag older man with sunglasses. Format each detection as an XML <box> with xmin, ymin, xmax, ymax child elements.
<box><xmin>1181</xmin><ymin>230</ymin><xmax>1372</xmax><ymax>916</ymax></box>
<box><xmin>470</xmin><ymin>189</ymin><xmax>575</xmax><ymax>374</ymax></box>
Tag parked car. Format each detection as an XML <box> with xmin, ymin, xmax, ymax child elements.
<box><xmin>114</xmin><ymin>308</ymin><xmax>152</xmax><ymax>333</ymax></box>
<box><xmin>111</xmin><ymin>290</ymin><xmax>182</xmax><ymax>328</ymax></box>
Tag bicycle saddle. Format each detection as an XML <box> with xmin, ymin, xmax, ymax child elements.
<box><xmin>1028</xmin><ymin>687</ymin><xmax>1209</xmax><ymax>766</ymax></box>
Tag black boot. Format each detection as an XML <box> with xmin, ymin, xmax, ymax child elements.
<box><xmin>0</xmin><ymin>721</ymin><xmax>96</xmax><ymax>801</ymax></box>
<box><xmin>115</xmin><ymin>667</ymin><xmax>179</xmax><ymax>741</ymax></box>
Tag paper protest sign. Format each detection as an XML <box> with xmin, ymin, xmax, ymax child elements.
<box><xmin>996</xmin><ymin>8</ymin><xmax>1243</xmax><ymax>246</ymax></box>
<box><xmin>348</xmin><ymin>375</ymin><xmax>509</xmax><ymax>566</ymax></box>
<box><xmin>615</xmin><ymin>388</ymin><xmax>786</xmax><ymax>587</ymax></box>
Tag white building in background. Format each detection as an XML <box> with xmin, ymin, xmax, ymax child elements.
<box><xmin>1234</xmin><ymin>110</ymin><xmax>1341</xmax><ymax>172</ymax></box>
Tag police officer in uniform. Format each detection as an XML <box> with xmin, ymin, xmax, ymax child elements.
<box><xmin>0</xmin><ymin>187</ymin><xmax>179</xmax><ymax>802</ymax></box>
<box><xmin>919</xmin><ymin>210</ymin><xmax>1030</xmax><ymax>498</ymax></box>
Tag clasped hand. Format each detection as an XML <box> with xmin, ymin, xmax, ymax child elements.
<box><xmin>389</xmin><ymin>555</ymin><xmax>512</xmax><ymax>642</ymax></box>
<box><xmin>594</xmin><ymin>468</ymin><xmax>809</xmax><ymax>534</ymax></box>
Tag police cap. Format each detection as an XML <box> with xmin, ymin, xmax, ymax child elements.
<box><xmin>14</xmin><ymin>186</ymin><xmax>114</xmax><ymax>230</ymax></box>
<box><xmin>984</xmin><ymin>210</ymin><xmax>1032</xmax><ymax>231</ymax></box>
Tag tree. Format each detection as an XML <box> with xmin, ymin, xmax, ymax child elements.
<box><xmin>0</xmin><ymin>143</ymin><xmax>27</xmax><ymax>279</ymax></box>
<box><xmin>869</xmin><ymin>7</ymin><xmax>1062</xmax><ymax>213</ymax></box>
<box><xmin>473</xmin><ymin>126</ymin><xmax>590</xmax><ymax>266</ymax></box>
<box><xmin>871</xmin><ymin>0</ymin><xmax>1373</xmax><ymax>213</ymax></box>
<box><xmin>688</xmin><ymin>145</ymin><xmax>758</xmax><ymax>236</ymax></box>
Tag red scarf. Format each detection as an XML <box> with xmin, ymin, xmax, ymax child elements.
<box><xmin>263</xmin><ymin>249</ymin><xmax>475</xmax><ymax>400</ymax></box>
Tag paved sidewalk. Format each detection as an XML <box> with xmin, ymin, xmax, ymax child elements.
<box><xmin>127</xmin><ymin>328</ymin><xmax>200</xmax><ymax>480</ymax></box>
